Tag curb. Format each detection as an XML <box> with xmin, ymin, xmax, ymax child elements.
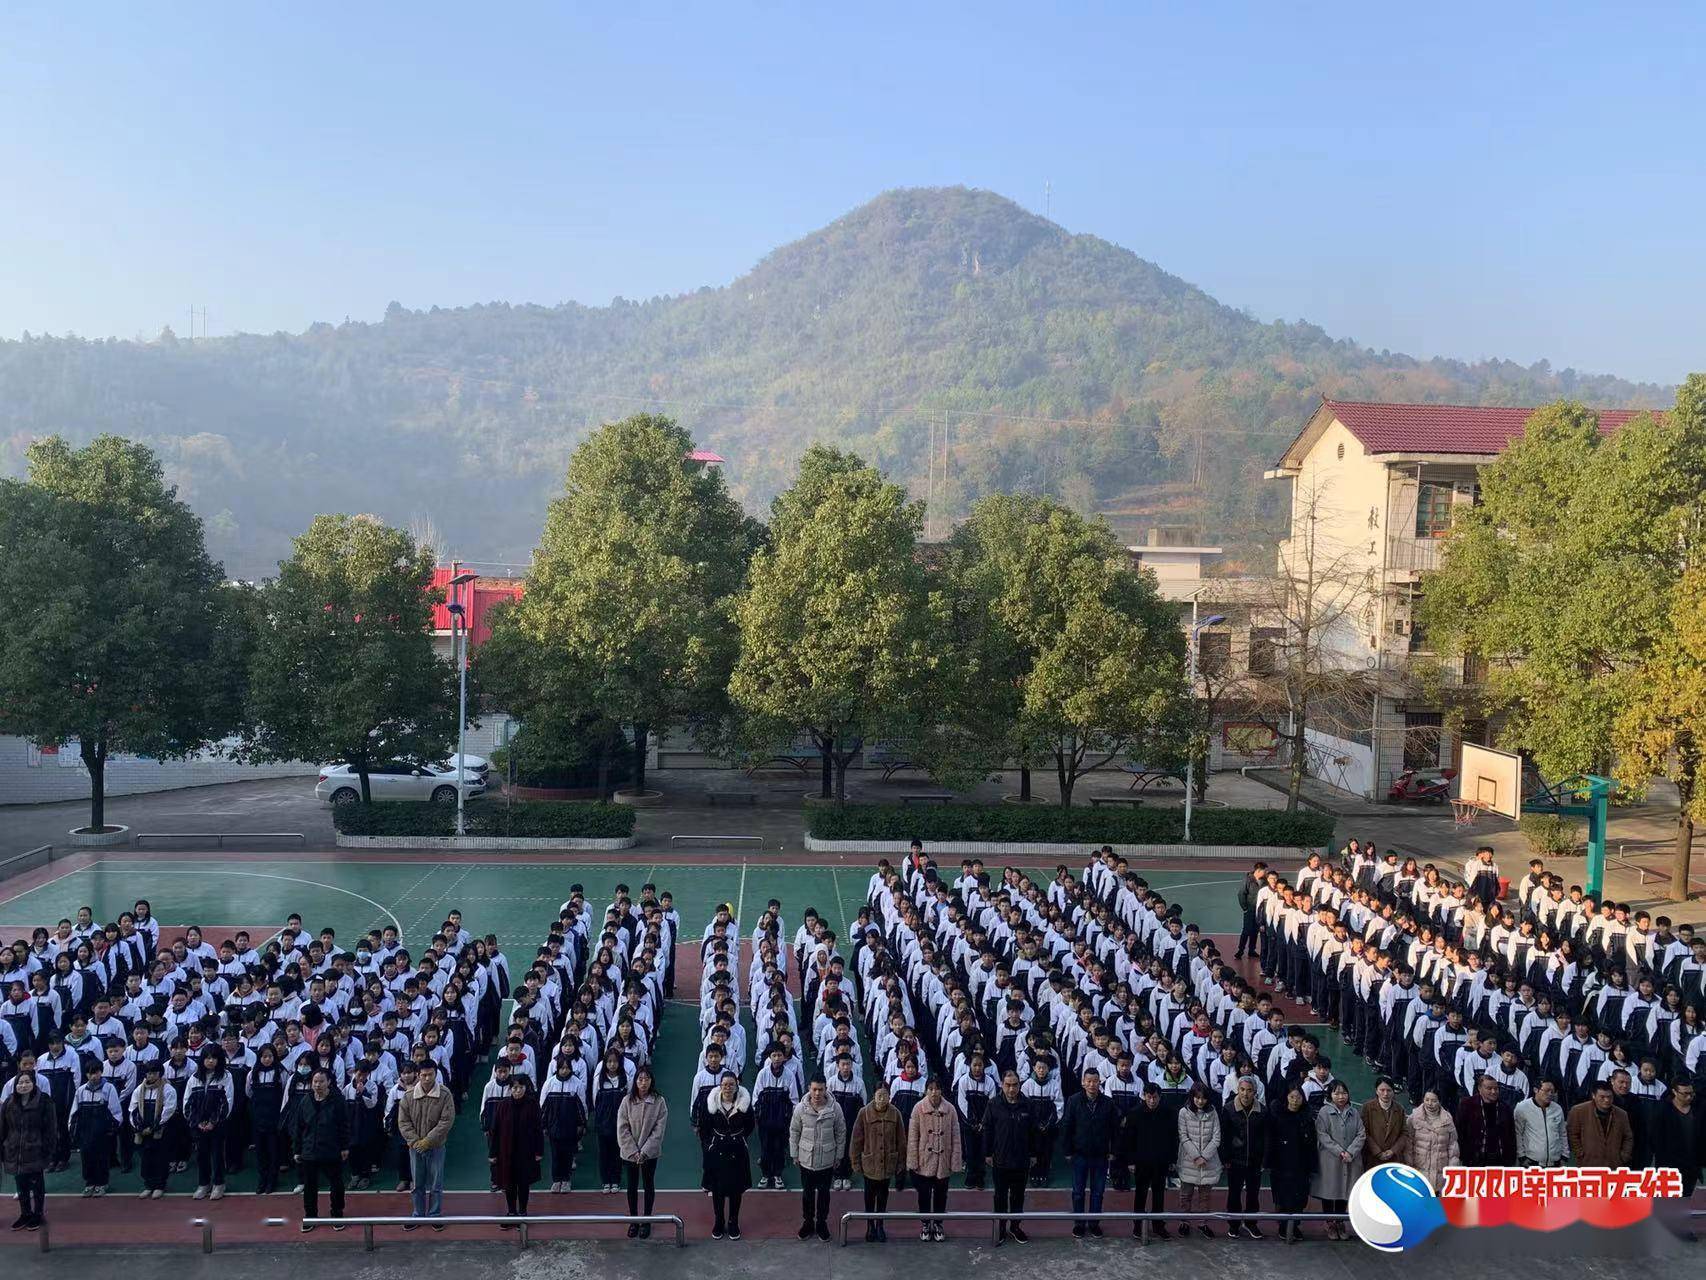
<box><xmin>802</xmin><ymin>835</ymin><xmax>1317</xmax><ymax>859</ymax></box>
<box><xmin>335</xmin><ymin>834</ymin><xmax>638</xmax><ymax>851</ymax></box>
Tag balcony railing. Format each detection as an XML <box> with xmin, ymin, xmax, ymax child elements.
<box><xmin>1386</xmin><ymin>535</ymin><xmax>1445</xmax><ymax>574</ymax></box>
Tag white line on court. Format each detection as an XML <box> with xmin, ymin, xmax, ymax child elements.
<box><xmin>372</xmin><ymin>863</ymin><xmax>444</xmax><ymax>933</ymax></box>
<box><xmin>734</xmin><ymin>858</ymin><xmax>748</xmax><ymax>927</ymax></box>
<box><xmin>0</xmin><ymin>857</ymin><xmax>102</xmax><ymax>909</ymax></box>
<box><xmin>407</xmin><ymin>864</ymin><xmax>478</xmax><ymax>935</ymax></box>
<box><xmin>79</xmin><ymin>868</ymin><xmax>405</xmax><ymax>935</ymax></box>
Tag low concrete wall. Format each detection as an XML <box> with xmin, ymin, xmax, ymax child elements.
<box><xmin>0</xmin><ymin>735</ymin><xmax>315</xmax><ymax>806</ymax></box>
<box><xmin>803</xmin><ymin>835</ymin><xmax>1317</xmax><ymax>860</ymax></box>
<box><xmin>336</xmin><ymin>834</ymin><xmax>636</xmax><ymax>851</ymax></box>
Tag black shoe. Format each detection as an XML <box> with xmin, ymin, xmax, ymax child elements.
<box><xmin>1245</xmin><ymin>1225</ymin><xmax>1266</xmax><ymax>1240</ymax></box>
<box><xmin>713</xmin><ymin>1224</ymin><xmax>726</xmax><ymax>1240</ymax></box>
<box><xmin>640</xmin><ymin>1223</ymin><xmax>651</xmax><ymax>1239</ymax></box>
<box><xmin>9</xmin><ymin>1216</ymin><xmax>24</xmax><ymax>1232</ymax></box>
<box><xmin>1072</xmin><ymin>1222</ymin><xmax>1087</xmax><ymax>1237</ymax></box>
<box><xmin>798</xmin><ymin>1222</ymin><xmax>813</xmax><ymax>1240</ymax></box>
<box><xmin>1010</xmin><ymin>1226</ymin><xmax>1029</xmax><ymax>1243</ymax></box>
<box><xmin>300</xmin><ymin>1224</ymin><xmax>315</xmax><ymax>1234</ymax></box>
<box><xmin>863</xmin><ymin>1223</ymin><xmax>876</xmax><ymax>1242</ymax></box>
<box><xmin>816</xmin><ymin>1223</ymin><xmax>831</xmax><ymax>1241</ymax></box>
<box><xmin>1200</xmin><ymin>1225</ymin><xmax>1216</xmax><ymax>1238</ymax></box>
<box><xmin>1178</xmin><ymin>1223</ymin><xmax>1191</xmax><ymax>1237</ymax></box>
<box><xmin>1089</xmin><ymin>1223</ymin><xmax>1103</xmax><ymax>1237</ymax></box>
<box><xmin>431</xmin><ymin>1224</ymin><xmax>445</xmax><ymax>1232</ymax></box>
<box><xmin>874</xmin><ymin>1223</ymin><xmax>886</xmax><ymax>1242</ymax></box>
<box><xmin>332</xmin><ymin>1225</ymin><xmax>347</xmax><ymax>1232</ymax></box>
<box><xmin>403</xmin><ymin>1224</ymin><xmax>420</xmax><ymax>1231</ymax></box>
<box><xmin>728</xmin><ymin>1225</ymin><xmax>741</xmax><ymax>1240</ymax></box>
<box><xmin>628</xmin><ymin>1224</ymin><xmax>641</xmax><ymax>1238</ymax></box>
<box><xmin>1153</xmin><ymin>1223</ymin><xmax>1172</xmax><ymax>1240</ymax></box>
<box><xmin>24</xmin><ymin>1217</ymin><xmax>40</xmax><ymax>1233</ymax></box>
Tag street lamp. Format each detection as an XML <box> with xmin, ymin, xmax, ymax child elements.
<box><xmin>447</xmin><ymin>569</ymin><xmax>477</xmax><ymax>837</ymax></box>
<box><xmin>1183</xmin><ymin>608</ymin><xmax>1227</xmax><ymax>844</ymax></box>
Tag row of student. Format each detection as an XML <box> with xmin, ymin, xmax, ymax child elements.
<box><xmin>1251</xmin><ymin>852</ymin><xmax>1705</xmax><ymax>1114</ymax></box>
<box><xmin>0</xmin><ymin>896</ymin><xmax>521</xmax><ymax>1224</ymax></box>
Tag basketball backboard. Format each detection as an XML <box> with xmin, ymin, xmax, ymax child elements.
<box><xmin>1457</xmin><ymin>743</ymin><xmax>1523</xmax><ymax>819</ymax></box>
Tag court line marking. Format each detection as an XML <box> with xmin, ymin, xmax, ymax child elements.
<box><xmin>0</xmin><ymin>858</ymin><xmax>102</xmax><ymax>909</ymax></box>
<box><xmin>368</xmin><ymin>862</ymin><xmax>444</xmax><ymax>934</ymax></box>
<box><xmin>61</xmin><ymin>868</ymin><xmax>405</xmax><ymax>935</ymax></box>
<box><xmin>407</xmin><ymin>864</ymin><xmax>478</xmax><ymax>936</ymax></box>
<box><xmin>734</xmin><ymin>858</ymin><xmax>748</xmax><ymax>929</ymax></box>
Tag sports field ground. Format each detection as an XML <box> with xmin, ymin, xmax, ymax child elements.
<box><xmin>0</xmin><ymin>852</ymin><xmax>1381</xmax><ymax>1203</ymax></box>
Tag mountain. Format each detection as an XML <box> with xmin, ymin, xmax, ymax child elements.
<box><xmin>0</xmin><ymin>187</ymin><xmax>1669</xmax><ymax>578</ymax></box>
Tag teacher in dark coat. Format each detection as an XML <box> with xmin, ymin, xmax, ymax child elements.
<box><xmin>491</xmin><ymin>1076</ymin><xmax>543</xmax><ymax>1223</ymax></box>
<box><xmin>701</xmin><ymin>1073</ymin><xmax>755</xmax><ymax>1240</ymax></box>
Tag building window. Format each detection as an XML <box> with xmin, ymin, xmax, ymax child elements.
<box><xmin>1197</xmin><ymin>630</ymin><xmax>1231</xmax><ymax>676</ymax></box>
<box><xmin>1404</xmin><ymin>711</ymin><xmax>1443</xmax><ymax>771</ymax></box>
<box><xmin>1415</xmin><ymin>482</ymin><xmax>1455</xmax><ymax>538</ymax></box>
<box><xmin>1248</xmin><ymin>627</ymin><xmax>1285</xmax><ymax>675</ymax></box>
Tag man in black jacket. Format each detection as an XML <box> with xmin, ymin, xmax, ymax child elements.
<box><xmin>1126</xmin><ymin>1083</ymin><xmax>1176</xmax><ymax>1238</ymax></box>
<box><xmin>1061</xmin><ymin>1068</ymin><xmax>1116</xmax><ymax>1237</ymax></box>
<box><xmin>1221</xmin><ymin>1077</ymin><xmax>1268</xmax><ymax>1238</ymax></box>
<box><xmin>985</xmin><ymin>1070</ymin><xmax>1035</xmax><ymax>1243</ymax></box>
<box><xmin>1236</xmin><ymin>862</ymin><xmax>1267</xmax><ymax>960</ymax></box>
<box><xmin>288</xmin><ymin>1068</ymin><xmax>351</xmax><ymax>1229</ymax></box>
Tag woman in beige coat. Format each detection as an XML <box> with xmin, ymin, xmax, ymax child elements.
<box><xmin>1405</xmin><ymin>1091</ymin><xmax>1459</xmax><ymax>1192</ymax></box>
<box><xmin>615</xmin><ymin>1068</ymin><xmax>668</xmax><ymax>1237</ymax></box>
<box><xmin>905</xmin><ymin>1078</ymin><xmax>962</xmax><ymax>1241</ymax></box>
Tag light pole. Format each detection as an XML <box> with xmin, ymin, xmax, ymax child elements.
<box><xmin>1183</xmin><ymin>606</ymin><xmax>1227</xmax><ymax>844</ymax></box>
<box><xmin>448</xmin><ymin>569</ymin><xmax>477</xmax><ymax>836</ymax></box>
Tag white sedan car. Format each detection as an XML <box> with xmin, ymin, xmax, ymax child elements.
<box><xmin>315</xmin><ymin>762</ymin><xmax>487</xmax><ymax>805</ymax></box>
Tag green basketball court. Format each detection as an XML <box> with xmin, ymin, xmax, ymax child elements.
<box><xmin>0</xmin><ymin>857</ymin><xmax>1280</xmax><ymax>1194</ymax></box>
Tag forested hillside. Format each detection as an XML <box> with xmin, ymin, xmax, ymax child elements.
<box><xmin>0</xmin><ymin>187</ymin><xmax>1667</xmax><ymax>577</ymax></box>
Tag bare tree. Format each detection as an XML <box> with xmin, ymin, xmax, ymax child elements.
<box><xmin>1241</xmin><ymin>479</ymin><xmax>1379</xmax><ymax>812</ymax></box>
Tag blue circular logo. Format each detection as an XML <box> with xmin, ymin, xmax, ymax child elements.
<box><xmin>1347</xmin><ymin>1163</ymin><xmax>1447</xmax><ymax>1252</ymax></box>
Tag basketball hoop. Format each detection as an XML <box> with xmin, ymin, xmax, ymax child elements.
<box><xmin>1450</xmin><ymin>798</ymin><xmax>1485</xmax><ymax>829</ymax></box>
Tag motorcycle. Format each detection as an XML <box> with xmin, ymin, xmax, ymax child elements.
<box><xmin>1387</xmin><ymin>767</ymin><xmax>1457</xmax><ymax>803</ymax></box>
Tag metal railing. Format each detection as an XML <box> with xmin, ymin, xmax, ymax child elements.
<box><xmin>134</xmin><ymin>831</ymin><xmax>307</xmax><ymax>846</ymax></box>
<box><xmin>669</xmin><ymin>834</ymin><xmax>762</xmax><ymax>846</ymax></box>
<box><xmin>838</xmin><ymin>1209</ymin><xmax>1342</xmax><ymax>1246</ymax></box>
<box><xmin>297</xmin><ymin>1212</ymin><xmax>686</xmax><ymax>1250</ymax></box>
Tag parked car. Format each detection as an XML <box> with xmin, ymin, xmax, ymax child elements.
<box><xmin>440</xmin><ymin>753</ymin><xmax>490</xmax><ymax>785</ymax></box>
<box><xmin>315</xmin><ymin>762</ymin><xmax>486</xmax><ymax>805</ymax></box>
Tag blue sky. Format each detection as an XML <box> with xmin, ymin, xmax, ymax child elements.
<box><xmin>2</xmin><ymin>3</ymin><xmax>1701</xmax><ymax>384</ymax></box>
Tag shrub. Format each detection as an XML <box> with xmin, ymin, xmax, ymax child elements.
<box><xmin>489</xmin><ymin>718</ymin><xmax>632</xmax><ymax>790</ymax></box>
<box><xmin>805</xmin><ymin>802</ymin><xmax>1332</xmax><ymax>847</ymax></box>
<box><xmin>1518</xmin><ymin>813</ymin><xmax>1580</xmax><ymax>858</ymax></box>
<box><xmin>334</xmin><ymin>801</ymin><xmax>636</xmax><ymax>839</ymax></box>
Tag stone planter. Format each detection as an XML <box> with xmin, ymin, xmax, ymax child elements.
<box><xmin>68</xmin><ymin>824</ymin><xmax>131</xmax><ymax>848</ymax></box>
<box><xmin>500</xmin><ymin>782</ymin><xmax>606</xmax><ymax>802</ymax></box>
<box><xmin>337</xmin><ymin>834</ymin><xmax>637</xmax><ymax>851</ymax></box>
<box><xmin>1001</xmin><ymin>794</ymin><xmax>1043</xmax><ymax>805</ymax></box>
<box><xmin>612</xmin><ymin>788</ymin><xmax>665</xmax><ymax>808</ymax></box>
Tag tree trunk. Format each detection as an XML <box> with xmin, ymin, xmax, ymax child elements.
<box><xmin>632</xmin><ymin>722</ymin><xmax>649</xmax><ymax>794</ymax></box>
<box><xmin>835</xmin><ymin>755</ymin><xmax>851</xmax><ymax>802</ymax></box>
<box><xmin>596</xmin><ymin>747</ymin><xmax>611</xmax><ymax>803</ymax></box>
<box><xmin>1672</xmin><ymin>738</ymin><xmax>1696</xmax><ymax>903</ymax></box>
<box><xmin>357</xmin><ymin>766</ymin><xmax>372</xmax><ymax>804</ymax></box>
<box><xmin>81</xmin><ymin>739</ymin><xmax>107</xmax><ymax>831</ymax></box>
<box><xmin>1019</xmin><ymin>765</ymin><xmax>1032</xmax><ymax>802</ymax></box>
<box><xmin>1286</xmin><ymin>715</ymin><xmax>1306</xmax><ymax>815</ymax></box>
<box><xmin>819</xmin><ymin>735</ymin><xmax>834</xmax><ymax>800</ymax></box>
<box><xmin>1056</xmin><ymin>748</ymin><xmax>1074</xmax><ymax>808</ymax></box>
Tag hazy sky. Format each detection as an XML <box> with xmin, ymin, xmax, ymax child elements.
<box><xmin>3</xmin><ymin>3</ymin><xmax>1701</xmax><ymax>384</ymax></box>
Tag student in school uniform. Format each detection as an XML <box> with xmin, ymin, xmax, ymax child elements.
<box><xmin>753</xmin><ymin>1044</ymin><xmax>802</xmax><ymax>1189</ymax></box>
<box><xmin>68</xmin><ymin>1057</ymin><xmax>123</xmax><ymax>1196</ymax></box>
<box><xmin>248</xmin><ymin>1043</ymin><xmax>287</xmax><ymax>1195</ymax></box>
<box><xmin>129</xmin><ymin>1059</ymin><xmax>176</xmax><ymax>1198</ymax></box>
<box><xmin>1020</xmin><ymin>1054</ymin><xmax>1063</xmax><ymax>1186</ymax></box>
<box><xmin>540</xmin><ymin>1053</ymin><xmax>588</xmax><ymax>1193</ymax></box>
<box><xmin>591</xmin><ymin>1048</ymin><xmax>635</xmax><ymax>1193</ymax></box>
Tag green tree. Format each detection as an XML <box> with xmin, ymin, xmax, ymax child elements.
<box><xmin>729</xmin><ymin>445</ymin><xmax>938</xmax><ymax>800</ymax></box>
<box><xmin>1422</xmin><ymin>382</ymin><xmax>1706</xmax><ymax>899</ymax></box>
<box><xmin>500</xmin><ymin>414</ymin><xmax>758</xmax><ymax>795</ymax></box>
<box><xmin>0</xmin><ymin>436</ymin><xmax>244</xmax><ymax>832</ymax></box>
<box><xmin>240</xmin><ymin>514</ymin><xmax>455</xmax><ymax>802</ymax></box>
<box><xmin>981</xmin><ymin>502</ymin><xmax>1187</xmax><ymax>807</ymax></box>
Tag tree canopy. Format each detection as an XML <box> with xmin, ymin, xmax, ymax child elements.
<box><xmin>240</xmin><ymin>513</ymin><xmax>456</xmax><ymax>802</ymax></box>
<box><xmin>0</xmin><ymin>435</ymin><xmax>241</xmax><ymax>831</ymax></box>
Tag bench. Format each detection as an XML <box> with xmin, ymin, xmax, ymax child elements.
<box><xmin>1089</xmin><ymin>796</ymin><xmax>1144</xmax><ymax>807</ymax></box>
<box><xmin>133</xmin><ymin>832</ymin><xmax>307</xmax><ymax>847</ymax></box>
<box><xmin>901</xmin><ymin>793</ymin><xmax>955</xmax><ymax>805</ymax></box>
<box><xmin>1121</xmin><ymin>764</ymin><xmax>1184</xmax><ymax>793</ymax></box>
<box><xmin>706</xmin><ymin>790</ymin><xmax>758</xmax><ymax>807</ymax></box>
<box><xmin>865</xmin><ymin>741</ymin><xmax>922</xmax><ymax>782</ymax></box>
<box><xmin>744</xmin><ymin>755</ymin><xmax>815</xmax><ymax>777</ymax></box>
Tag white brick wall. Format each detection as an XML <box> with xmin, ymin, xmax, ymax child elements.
<box><xmin>0</xmin><ymin>735</ymin><xmax>316</xmax><ymax>806</ymax></box>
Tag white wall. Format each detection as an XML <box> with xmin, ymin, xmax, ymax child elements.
<box><xmin>0</xmin><ymin>736</ymin><xmax>316</xmax><ymax>806</ymax></box>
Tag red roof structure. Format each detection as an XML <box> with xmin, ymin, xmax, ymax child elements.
<box><xmin>429</xmin><ymin>567</ymin><xmax>524</xmax><ymax>649</ymax></box>
<box><xmin>1274</xmin><ymin>398</ymin><xmax>1657</xmax><ymax>469</ymax></box>
<box><xmin>686</xmin><ymin>448</ymin><xmax>726</xmax><ymax>464</ymax></box>
<box><xmin>1322</xmin><ymin>399</ymin><xmax>1651</xmax><ymax>454</ymax></box>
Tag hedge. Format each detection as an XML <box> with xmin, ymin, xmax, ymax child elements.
<box><xmin>332</xmin><ymin>801</ymin><xmax>636</xmax><ymax>839</ymax></box>
<box><xmin>804</xmin><ymin>802</ymin><xmax>1333</xmax><ymax>847</ymax></box>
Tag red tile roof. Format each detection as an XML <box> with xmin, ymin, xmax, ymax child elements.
<box><xmin>1323</xmin><ymin>398</ymin><xmax>1653</xmax><ymax>455</ymax></box>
